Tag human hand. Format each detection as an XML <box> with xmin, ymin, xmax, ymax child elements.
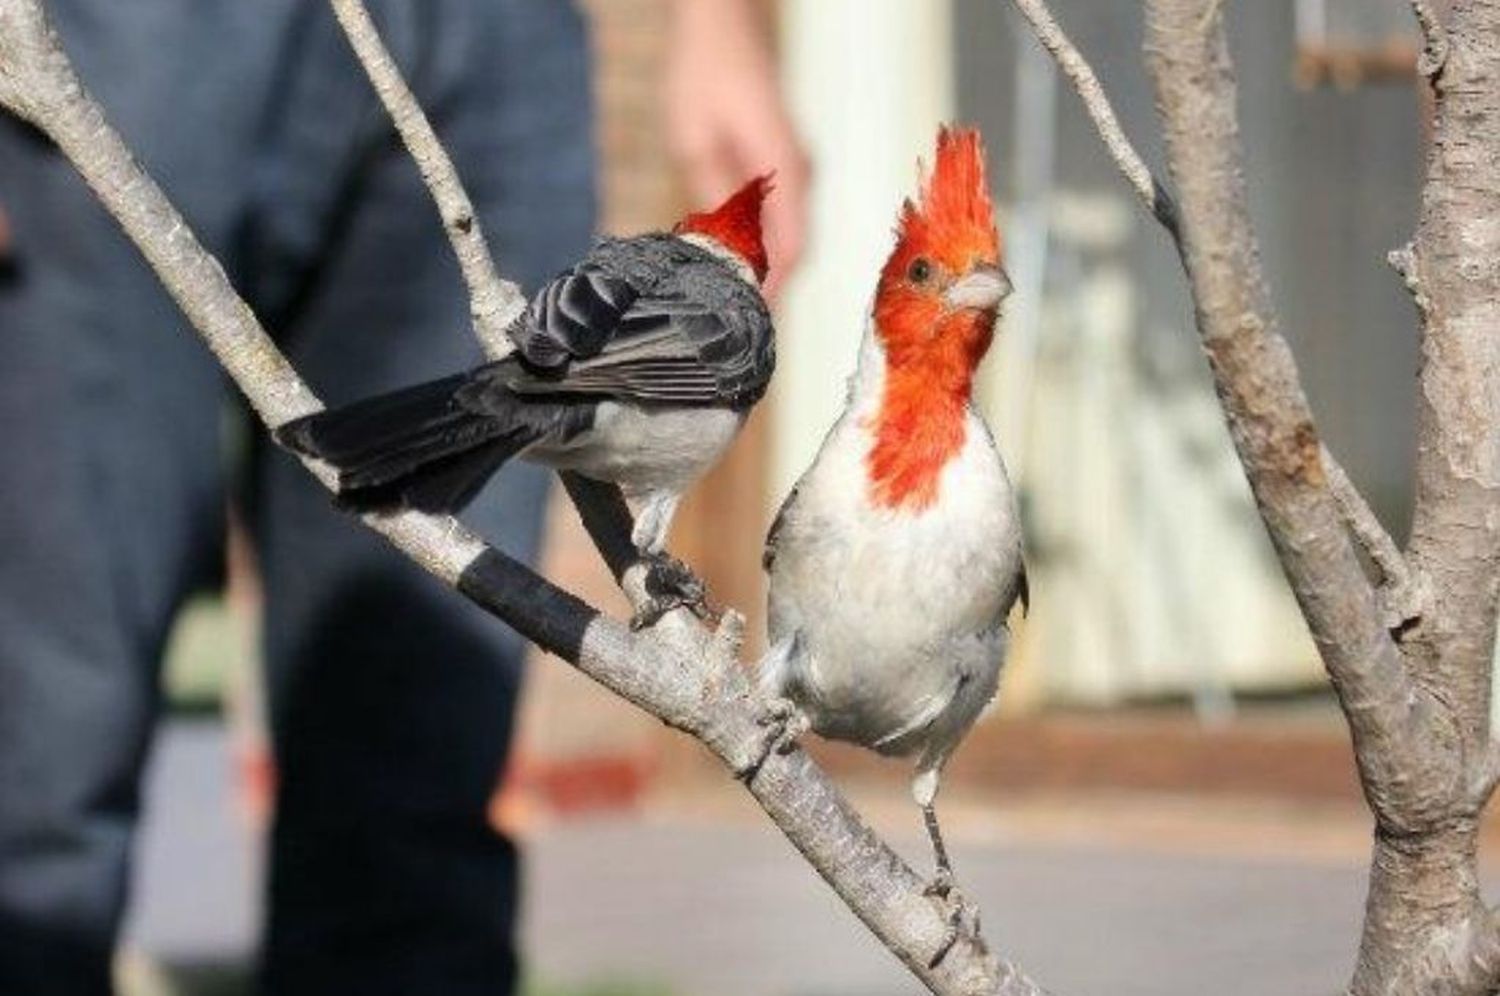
<box><xmin>664</xmin><ymin>0</ymin><xmax>810</xmax><ymax>299</ymax></box>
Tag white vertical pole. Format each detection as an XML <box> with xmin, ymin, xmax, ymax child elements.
<box><xmin>772</xmin><ymin>0</ymin><xmax>956</xmax><ymax>499</ymax></box>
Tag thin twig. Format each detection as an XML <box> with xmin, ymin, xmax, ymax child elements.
<box><xmin>322</xmin><ymin>0</ymin><xmax>673</xmax><ymax>625</ymax></box>
<box><xmin>326</xmin><ymin>0</ymin><xmax>524</xmax><ymax>359</ymax></box>
<box><xmin>1006</xmin><ymin>0</ymin><xmax>1180</xmax><ymax>237</ymax></box>
<box><xmin>1322</xmin><ymin>445</ymin><xmax>1424</xmax><ymax>630</ymax></box>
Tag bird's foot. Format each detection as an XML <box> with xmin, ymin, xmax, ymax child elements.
<box><xmin>630</xmin><ymin>553</ymin><xmax>712</xmax><ymax>630</ymax></box>
<box><xmin>924</xmin><ymin>874</ymin><xmax>980</xmax><ymax>968</ymax></box>
<box><xmin>736</xmin><ymin>697</ymin><xmax>809</xmax><ymax>783</ymax></box>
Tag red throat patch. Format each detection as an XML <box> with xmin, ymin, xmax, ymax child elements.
<box><xmin>866</xmin><ymin>127</ymin><xmax>1002</xmax><ymax>511</ymax></box>
<box><xmin>674</xmin><ymin>174</ymin><xmax>774</xmax><ymax>284</ymax></box>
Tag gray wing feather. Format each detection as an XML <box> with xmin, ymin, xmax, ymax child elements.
<box><xmin>500</xmin><ymin>236</ymin><xmax>773</xmax><ymax>408</ymax></box>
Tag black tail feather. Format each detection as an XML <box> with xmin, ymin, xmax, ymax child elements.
<box><xmin>274</xmin><ymin>373</ymin><xmax>539</xmax><ymax>515</ymax></box>
<box><xmin>332</xmin><ymin>436</ymin><xmax>525</xmax><ymax>514</ymax></box>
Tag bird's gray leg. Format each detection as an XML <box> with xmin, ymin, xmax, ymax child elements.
<box><xmin>736</xmin><ymin>636</ymin><xmax>810</xmax><ymax>781</ymax></box>
<box><xmin>628</xmin><ymin>491</ymin><xmax>710</xmax><ymax>629</ymax></box>
<box><xmin>922</xmin><ymin>801</ymin><xmax>954</xmax><ymax>896</ymax></box>
<box><xmin>914</xmin><ymin>769</ymin><xmax>979</xmax><ymax>967</ymax></box>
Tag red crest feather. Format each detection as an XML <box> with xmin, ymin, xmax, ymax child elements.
<box><xmin>674</xmin><ymin>174</ymin><xmax>774</xmax><ymax>283</ymax></box>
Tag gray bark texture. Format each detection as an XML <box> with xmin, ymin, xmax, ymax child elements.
<box><xmin>0</xmin><ymin>0</ymin><xmax>1049</xmax><ymax>993</ymax></box>
<box><xmin>1007</xmin><ymin>0</ymin><xmax>1500</xmax><ymax>992</ymax></box>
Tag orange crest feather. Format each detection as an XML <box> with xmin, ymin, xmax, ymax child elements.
<box><xmin>866</xmin><ymin>126</ymin><xmax>1002</xmax><ymax>513</ymax></box>
<box><xmin>879</xmin><ymin>127</ymin><xmax>999</xmax><ymax>294</ymax></box>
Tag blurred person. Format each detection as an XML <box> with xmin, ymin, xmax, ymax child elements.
<box><xmin>0</xmin><ymin>2</ymin><xmax>805</xmax><ymax>996</ymax></box>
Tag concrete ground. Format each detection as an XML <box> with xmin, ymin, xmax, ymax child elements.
<box><xmin>120</xmin><ymin>718</ymin><xmax>1410</xmax><ymax>996</ymax></box>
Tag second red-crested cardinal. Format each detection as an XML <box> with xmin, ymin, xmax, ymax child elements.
<box><xmin>757</xmin><ymin>129</ymin><xmax>1025</xmax><ymax>943</ymax></box>
<box><xmin>277</xmin><ymin>176</ymin><xmax>776</xmax><ymax>626</ymax></box>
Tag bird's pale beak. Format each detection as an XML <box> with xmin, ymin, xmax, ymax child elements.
<box><xmin>944</xmin><ymin>263</ymin><xmax>1012</xmax><ymax>311</ymax></box>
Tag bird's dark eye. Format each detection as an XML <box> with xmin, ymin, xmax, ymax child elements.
<box><xmin>907</xmin><ymin>257</ymin><xmax>933</xmax><ymax>284</ymax></box>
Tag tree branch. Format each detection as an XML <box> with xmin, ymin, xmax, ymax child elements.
<box><xmin>1322</xmin><ymin>445</ymin><xmax>1425</xmax><ymax>630</ymax></box>
<box><xmin>1145</xmin><ymin>0</ymin><xmax>1460</xmax><ymax>823</ymax></box>
<box><xmin>1009</xmin><ymin>0</ymin><xmax>1446</xmax><ymax>826</ymax></box>
<box><xmin>1004</xmin><ymin>0</ymin><xmax>1418</xmax><ymax>627</ymax></box>
<box><xmin>1006</xmin><ymin>0</ymin><xmax>1179</xmax><ymax>237</ymax></box>
<box><xmin>1401</xmin><ymin>0</ymin><xmax>1500</xmax><ymax>760</ymax></box>
<box><xmin>0</xmin><ymin>1</ymin><xmax>1049</xmax><ymax>991</ymax></box>
<box><xmin>326</xmin><ymin>0</ymin><xmax>524</xmax><ymax>359</ymax></box>
<box><xmin>1133</xmin><ymin>2</ymin><xmax>1491</xmax><ymax>992</ymax></box>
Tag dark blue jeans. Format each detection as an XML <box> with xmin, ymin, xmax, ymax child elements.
<box><xmin>0</xmin><ymin>2</ymin><xmax>595</xmax><ymax>993</ymax></box>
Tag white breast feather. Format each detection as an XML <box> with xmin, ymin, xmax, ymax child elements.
<box><xmin>765</xmin><ymin>329</ymin><xmax>1023</xmax><ymax>769</ymax></box>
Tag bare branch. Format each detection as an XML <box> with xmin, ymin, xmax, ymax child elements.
<box><xmin>0</xmin><ymin>3</ymin><xmax>1049</xmax><ymax>991</ymax></box>
<box><xmin>326</xmin><ymin>0</ymin><xmax>524</xmax><ymax>359</ymax></box>
<box><xmin>1011</xmin><ymin>0</ymin><xmax>1415</xmax><ymax>633</ymax></box>
<box><xmin>1137</xmin><ymin>2</ymin><xmax>1500</xmax><ymax>992</ymax></box>
<box><xmin>1006</xmin><ymin>0</ymin><xmax>1179</xmax><ymax>237</ymax></box>
<box><xmin>1321</xmin><ymin>445</ymin><xmax>1425</xmax><ymax>630</ymax></box>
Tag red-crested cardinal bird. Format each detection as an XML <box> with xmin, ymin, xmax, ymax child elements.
<box><xmin>757</xmin><ymin>128</ymin><xmax>1025</xmax><ymax>945</ymax></box>
<box><xmin>277</xmin><ymin>176</ymin><xmax>776</xmax><ymax>627</ymax></box>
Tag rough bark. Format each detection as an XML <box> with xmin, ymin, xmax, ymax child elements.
<box><xmin>0</xmin><ymin>1</ymin><xmax>1048</xmax><ymax>992</ymax></box>
<box><xmin>1358</xmin><ymin>1</ymin><xmax>1500</xmax><ymax>991</ymax></box>
<box><xmin>1402</xmin><ymin>0</ymin><xmax>1500</xmax><ymax>786</ymax></box>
